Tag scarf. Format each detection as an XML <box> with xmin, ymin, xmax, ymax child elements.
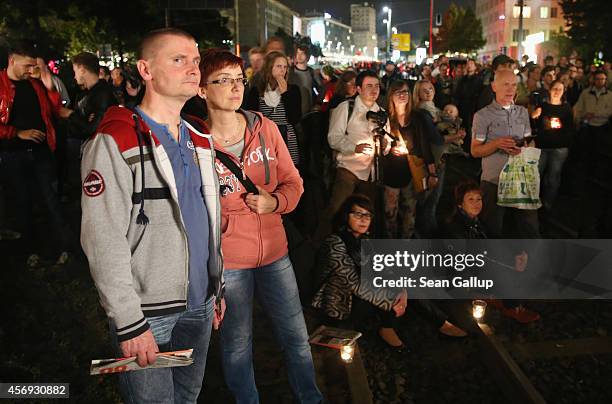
<box><xmin>419</xmin><ymin>101</ymin><xmax>441</xmax><ymax>122</ymax></box>
<box><xmin>263</xmin><ymin>85</ymin><xmax>281</xmax><ymax>108</ymax></box>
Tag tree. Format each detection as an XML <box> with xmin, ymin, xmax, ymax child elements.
<box><xmin>560</xmin><ymin>0</ymin><xmax>612</xmax><ymax>60</ymax></box>
<box><xmin>434</xmin><ymin>3</ymin><xmax>485</xmax><ymax>54</ymax></box>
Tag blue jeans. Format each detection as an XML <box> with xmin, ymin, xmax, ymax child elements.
<box><xmin>538</xmin><ymin>148</ymin><xmax>568</xmax><ymax>210</ymax></box>
<box><xmin>221</xmin><ymin>255</ymin><xmax>322</xmax><ymax>404</ymax></box>
<box><xmin>416</xmin><ymin>164</ymin><xmax>446</xmax><ymax>238</ymax></box>
<box><xmin>110</xmin><ymin>296</ymin><xmax>215</xmax><ymax>404</ymax></box>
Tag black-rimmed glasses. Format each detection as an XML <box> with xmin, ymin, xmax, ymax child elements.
<box><xmin>206</xmin><ymin>77</ymin><xmax>248</xmax><ymax>87</ymax></box>
<box><xmin>349</xmin><ymin>211</ymin><xmax>373</xmax><ymax>220</ymax></box>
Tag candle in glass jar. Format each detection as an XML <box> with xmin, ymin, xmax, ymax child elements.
<box><xmin>340</xmin><ymin>343</ymin><xmax>355</xmax><ymax>363</ymax></box>
<box><xmin>550</xmin><ymin>117</ymin><xmax>562</xmax><ymax>129</ymax></box>
<box><xmin>472</xmin><ymin>300</ymin><xmax>487</xmax><ymax>321</ymax></box>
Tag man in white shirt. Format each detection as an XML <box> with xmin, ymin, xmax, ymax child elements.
<box><xmin>314</xmin><ymin>70</ymin><xmax>389</xmax><ymax>243</ymax></box>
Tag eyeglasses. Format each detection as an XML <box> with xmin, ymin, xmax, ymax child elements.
<box><xmin>393</xmin><ymin>90</ymin><xmax>410</xmax><ymax>97</ymax></box>
<box><xmin>206</xmin><ymin>77</ymin><xmax>248</xmax><ymax>87</ymax></box>
<box><xmin>349</xmin><ymin>211</ymin><xmax>373</xmax><ymax>220</ymax></box>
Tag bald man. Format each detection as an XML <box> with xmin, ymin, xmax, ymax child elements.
<box><xmin>81</xmin><ymin>28</ymin><xmax>225</xmax><ymax>403</ymax></box>
<box><xmin>470</xmin><ymin>69</ymin><xmax>541</xmax><ymax>324</ymax></box>
<box><xmin>471</xmin><ymin>69</ymin><xmax>540</xmax><ymax>238</ymax></box>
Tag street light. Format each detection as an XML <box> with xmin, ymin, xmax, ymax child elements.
<box><xmin>383</xmin><ymin>6</ymin><xmax>392</xmax><ymax>59</ymax></box>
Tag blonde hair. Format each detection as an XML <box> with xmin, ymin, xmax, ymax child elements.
<box><xmin>412</xmin><ymin>79</ymin><xmax>434</xmax><ymax>108</ymax></box>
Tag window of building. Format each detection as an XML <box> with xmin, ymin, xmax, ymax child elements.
<box><xmin>513</xmin><ymin>6</ymin><xmax>531</xmax><ymax>18</ymax></box>
<box><xmin>550</xmin><ymin>7</ymin><xmax>558</xmax><ymax>18</ymax></box>
<box><xmin>512</xmin><ymin>29</ymin><xmax>530</xmax><ymax>42</ymax></box>
<box><xmin>540</xmin><ymin>6</ymin><xmax>549</xmax><ymax>19</ymax></box>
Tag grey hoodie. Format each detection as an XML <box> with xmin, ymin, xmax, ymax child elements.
<box><xmin>80</xmin><ymin>106</ymin><xmax>223</xmax><ymax>342</ymax></box>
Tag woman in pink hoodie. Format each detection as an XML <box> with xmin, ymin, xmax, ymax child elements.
<box><xmin>197</xmin><ymin>49</ymin><xmax>322</xmax><ymax>404</ymax></box>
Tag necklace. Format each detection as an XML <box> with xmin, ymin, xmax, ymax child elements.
<box><xmin>211</xmin><ymin>114</ymin><xmax>243</xmax><ymax>145</ymax></box>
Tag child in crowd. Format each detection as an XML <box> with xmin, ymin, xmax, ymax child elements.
<box><xmin>436</xmin><ymin>103</ymin><xmax>469</xmax><ymax>157</ymax></box>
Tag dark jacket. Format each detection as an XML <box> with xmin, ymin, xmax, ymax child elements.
<box><xmin>411</xmin><ymin>108</ymin><xmax>444</xmax><ymax>165</ymax></box>
<box><xmin>454</xmin><ymin>74</ymin><xmax>483</xmax><ymax>130</ymax></box>
<box><xmin>443</xmin><ymin>210</ymin><xmax>488</xmax><ymax>239</ymax></box>
<box><xmin>244</xmin><ymin>84</ymin><xmax>302</xmax><ymax>126</ymax></box>
<box><xmin>66</xmin><ymin>79</ymin><xmax>117</xmax><ymax>140</ymax></box>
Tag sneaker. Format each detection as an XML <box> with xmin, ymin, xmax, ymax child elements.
<box><xmin>501</xmin><ymin>305</ymin><xmax>541</xmax><ymax>323</ymax></box>
<box><xmin>56</xmin><ymin>251</ymin><xmax>70</xmax><ymax>265</ymax></box>
<box><xmin>0</xmin><ymin>228</ymin><xmax>21</xmax><ymax>240</ymax></box>
<box><xmin>26</xmin><ymin>254</ymin><xmax>41</xmax><ymax>268</ymax></box>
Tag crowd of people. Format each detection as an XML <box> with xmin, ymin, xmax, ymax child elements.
<box><xmin>1</xmin><ymin>28</ymin><xmax>611</xmax><ymax>404</ymax></box>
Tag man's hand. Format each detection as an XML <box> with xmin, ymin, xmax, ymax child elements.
<box><xmin>514</xmin><ymin>251</ymin><xmax>528</xmax><ymax>272</ymax></box>
<box><xmin>17</xmin><ymin>129</ymin><xmax>46</xmax><ymax>143</ymax></box>
<box><xmin>245</xmin><ymin>185</ymin><xmax>278</xmax><ymax>214</ymax></box>
<box><xmin>495</xmin><ymin>136</ymin><xmax>521</xmax><ymax>155</ymax></box>
<box><xmin>59</xmin><ymin>107</ymin><xmax>74</xmax><ymax>119</ymax></box>
<box><xmin>119</xmin><ymin>329</ymin><xmax>159</xmax><ymax>367</ymax></box>
<box><xmin>355</xmin><ymin>143</ymin><xmax>373</xmax><ymax>155</ymax></box>
<box><xmin>213</xmin><ymin>298</ymin><xmax>226</xmax><ymax>330</ymax></box>
<box><xmin>36</xmin><ymin>58</ymin><xmax>55</xmax><ymax>92</ymax></box>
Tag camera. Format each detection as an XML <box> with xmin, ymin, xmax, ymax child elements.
<box><xmin>366</xmin><ymin>110</ymin><xmax>388</xmax><ymax>127</ymax></box>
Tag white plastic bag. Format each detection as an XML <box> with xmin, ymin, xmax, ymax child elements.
<box><xmin>497</xmin><ymin>147</ymin><xmax>542</xmax><ymax>209</ymax></box>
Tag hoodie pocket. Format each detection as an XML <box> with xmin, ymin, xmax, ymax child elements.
<box><xmin>131</xmin><ymin>224</ymin><xmax>186</xmax><ymax>296</ymax></box>
<box><xmin>221</xmin><ymin>215</ymin><xmax>236</xmax><ymax>239</ymax></box>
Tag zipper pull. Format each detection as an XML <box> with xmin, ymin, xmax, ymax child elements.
<box><xmin>240</xmin><ymin>160</ymin><xmax>246</xmax><ymax>180</ymax></box>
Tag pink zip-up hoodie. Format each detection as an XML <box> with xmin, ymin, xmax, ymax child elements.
<box><xmin>207</xmin><ymin>110</ymin><xmax>303</xmax><ymax>270</ymax></box>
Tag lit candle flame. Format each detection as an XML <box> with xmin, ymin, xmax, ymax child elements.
<box><xmin>472</xmin><ymin>300</ymin><xmax>487</xmax><ymax>321</ymax></box>
<box><xmin>550</xmin><ymin>117</ymin><xmax>562</xmax><ymax>129</ymax></box>
<box><xmin>340</xmin><ymin>344</ymin><xmax>355</xmax><ymax>363</ymax></box>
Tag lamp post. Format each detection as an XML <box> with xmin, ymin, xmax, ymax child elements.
<box><xmin>517</xmin><ymin>0</ymin><xmax>525</xmax><ymax>60</ymax></box>
<box><xmin>383</xmin><ymin>6</ymin><xmax>392</xmax><ymax>60</ymax></box>
<box><xmin>429</xmin><ymin>0</ymin><xmax>434</xmax><ymax>57</ymax></box>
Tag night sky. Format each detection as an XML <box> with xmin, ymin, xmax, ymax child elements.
<box><xmin>284</xmin><ymin>0</ymin><xmax>475</xmax><ymax>43</ymax></box>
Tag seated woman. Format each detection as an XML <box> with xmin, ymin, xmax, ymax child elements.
<box><xmin>312</xmin><ymin>194</ymin><xmax>467</xmax><ymax>350</ymax></box>
<box><xmin>443</xmin><ymin>181</ymin><xmax>540</xmax><ymax>323</ymax></box>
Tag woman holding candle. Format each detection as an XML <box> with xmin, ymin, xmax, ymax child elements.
<box><xmin>312</xmin><ymin>194</ymin><xmax>467</xmax><ymax>351</ymax></box>
<box><xmin>530</xmin><ymin>79</ymin><xmax>574</xmax><ymax>211</ymax></box>
<box><xmin>382</xmin><ymin>80</ymin><xmax>419</xmax><ymax>238</ymax></box>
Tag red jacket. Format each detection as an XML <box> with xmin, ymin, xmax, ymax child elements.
<box><xmin>0</xmin><ymin>69</ymin><xmax>62</xmax><ymax>151</ymax></box>
<box><xmin>207</xmin><ymin>110</ymin><xmax>304</xmax><ymax>269</ymax></box>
